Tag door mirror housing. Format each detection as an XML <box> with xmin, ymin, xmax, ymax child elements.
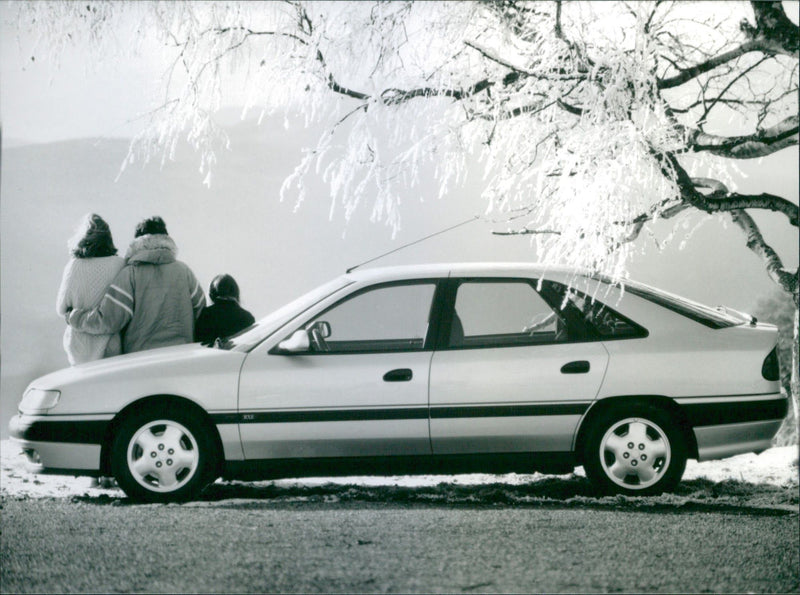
<box><xmin>276</xmin><ymin>329</ymin><xmax>310</xmax><ymax>353</ymax></box>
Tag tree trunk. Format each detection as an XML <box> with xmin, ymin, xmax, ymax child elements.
<box><xmin>792</xmin><ymin>290</ymin><xmax>799</xmax><ymax>445</ymax></box>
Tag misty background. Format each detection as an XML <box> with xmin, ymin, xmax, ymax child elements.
<box><xmin>1</xmin><ymin>5</ymin><xmax>797</xmax><ymax>439</ymax></box>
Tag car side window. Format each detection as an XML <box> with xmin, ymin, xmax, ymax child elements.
<box><xmin>449</xmin><ymin>281</ymin><xmax>568</xmax><ymax>348</ymax></box>
<box><xmin>306</xmin><ymin>282</ymin><xmax>437</xmax><ymax>353</ymax></box>
<box><xmin>539</xmin><ymin>280</ymin><xmax>647</xmax><ymax>340</ymax></box>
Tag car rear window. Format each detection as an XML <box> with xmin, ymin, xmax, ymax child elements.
<box><xmin>619</xmin><ymin>280</ymin><xmax>742</xmax><ymax>329</ymax></box>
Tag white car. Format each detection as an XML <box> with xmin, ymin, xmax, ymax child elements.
<box><xmin>10</xmin><ymin>263</ymin><xmax>787</xmax><ymax>502</ymax></box>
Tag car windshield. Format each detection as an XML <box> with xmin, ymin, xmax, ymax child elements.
<box><xmin>216</xmin><ymin>276</ymin><xmax>354</xmax><ymax>351</ymax></box>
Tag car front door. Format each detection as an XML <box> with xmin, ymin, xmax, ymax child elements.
<box><xmin>429</xmin><ymin>278</ymin><xmax>610</xmax><ymax>455</ymax></box>
<box><xmin>237</xmin><ymin>280</ymin><xmax>442</xmax><ymax>460</ymax></box>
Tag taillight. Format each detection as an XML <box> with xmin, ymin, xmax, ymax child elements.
<box><xmin>762</xmin><ymin>347</ymin><xmax>780</xmax><ymax>381</ymax></box>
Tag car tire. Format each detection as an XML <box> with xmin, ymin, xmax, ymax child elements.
<box><xmin>111</xmin><ymin>406</ymin><xmax>218</xmax><ymax>503</ymax></box>
<box><xmin>583</xmin><ymin>403</ymin><xmax>687</xmax><ymax>496</ymax></box>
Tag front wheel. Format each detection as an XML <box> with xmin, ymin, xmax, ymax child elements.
<box><xmin>583</xmin><ymin>404</ymin><xmax>687</xmax><ymax>496</ymax></box>
<box><xmin>111</xmin><ymin>408</ymin><xmax>218</xmax><ymax>503</ymax></box>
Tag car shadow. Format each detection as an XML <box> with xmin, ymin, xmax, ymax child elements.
<box><xmin>69</xmin><ymin>474</ymin><xmax>798</xmax><ymax>515</ymax></box>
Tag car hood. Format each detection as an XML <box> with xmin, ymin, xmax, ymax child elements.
<box><xmin>27</xmin><ymin>343</ymin><xmax>244</xmax><ymax>392</ymax></box>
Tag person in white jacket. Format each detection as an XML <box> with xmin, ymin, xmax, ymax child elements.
<box><xmin>56</xmin><ymin>214</ymin><xmax>125</xmax><ymax>365</ymax></box>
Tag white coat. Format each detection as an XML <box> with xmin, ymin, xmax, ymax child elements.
<box><xmin>56</xmin><ymin>255</ymin><xmax>125</xmax><ymax>365</ymax></box>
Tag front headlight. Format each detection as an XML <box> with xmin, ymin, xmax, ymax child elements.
<box><xmin>19</xmin><ymin>388</ymin><xmax>61</xmax><ymax>413</ymax></box>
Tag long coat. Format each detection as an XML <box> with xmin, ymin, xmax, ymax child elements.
<box><xmin>57</xmin><ymin>255</ymin><xmax>125</xmax><ymax>365</ymax></box>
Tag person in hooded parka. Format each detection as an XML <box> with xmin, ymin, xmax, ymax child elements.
<box><xmin>66</xmin><ymin>216</ymin><xmax>206</xmax><ymax>354</ymax></box>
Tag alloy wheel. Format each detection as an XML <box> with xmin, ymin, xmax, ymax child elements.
<box><xmin>598</xmin><ymin>417</ymin><xmax>672</xmax><ymax>490</ymax></box>
<box><xmin>126</xmin><ymin>420</ymin><xmax>200</xmax><ymax>493</ymax></box>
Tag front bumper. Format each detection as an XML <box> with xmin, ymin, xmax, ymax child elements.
<box><xmin>9</xmin><ymin>414</ymin><xmax>109</xmax><ymax>474</ymax></box>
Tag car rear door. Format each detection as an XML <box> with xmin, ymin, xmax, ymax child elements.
<box><xmin>237</xmin><ymin>280</ymin><xmax>443</xmax><ymax>460</ymax></box>
<box><xmin>429</xmin><ymin>277</ymin><xmax>609</xmax><ymax>455</ymax></box>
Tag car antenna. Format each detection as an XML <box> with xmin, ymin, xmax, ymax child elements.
<box><xmin>346</xmin><ymin>215</ymin><xmax>480</xmax><ymax>274</ymax></box>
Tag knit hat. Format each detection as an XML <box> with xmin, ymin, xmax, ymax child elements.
<box><xmin>209</xmin><ymin>274</ymin><xmax>240</xmax><ymax>303</ymax></box>
<box><xmin>134</xmin><ymin>216</ymin><xmax>169</xmax><ymax>238</ymax></box>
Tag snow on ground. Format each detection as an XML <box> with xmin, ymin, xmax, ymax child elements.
<box><xmin>1</xmin><ymin>439</ymin><xmax>797</xmax><ymax>500</ymax></box>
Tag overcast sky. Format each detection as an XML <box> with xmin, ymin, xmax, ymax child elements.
<box><xmin>1</xmin><ymin>7</ymin><xmax>161</xmax><ymax>143</ymax></box>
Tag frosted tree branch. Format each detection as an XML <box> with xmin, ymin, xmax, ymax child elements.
<box><xmin>658</xmin><ymin>1</ymin><xmax>798</xmax><ymax>89</ymax></box>
<box><xmin>14</xmin><ymin>0</ymin><xmax>797</xmax><ymax>283</ymax></box>
<box><xmin>685</xmin><ymin>115</ymin><xmax>800</xmax><ymax>159</ymax></box>
<box><xmin>729</xmin><ymin>209</ymin><xmax>798</xmax><ymax>294</ymax></box>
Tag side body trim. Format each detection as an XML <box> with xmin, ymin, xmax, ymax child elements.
<box><xmin>211</xmin><ymin>402</ymin><xmax>592</xmax><ymax>425</ymax></box>
<box><xmin>681</xmin><ymin>397</ymin><xmax>788</xmax><ymax>427</ymax></box>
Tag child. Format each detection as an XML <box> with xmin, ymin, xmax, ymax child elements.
<box><xmin>194</xmin><ymin>274</ymin><xmax>255</xmax><ymax>344</ymax></box>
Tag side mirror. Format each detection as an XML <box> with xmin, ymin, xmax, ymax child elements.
<box><xmin>276</xmin><ymin>329</ymin><xmax>310</xmax><ymax>353</ymax></box>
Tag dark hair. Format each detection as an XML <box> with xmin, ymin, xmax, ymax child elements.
<box><xmin>209</xmin><ymin>274</ymin><xmax>240</xmax><ymax>303</ymax></box>
<box><xmin>134</xmin><ymin>216</ymin><xmax>168</xmax><ymax>238</ymax></box>
<box><xmin>70</xmin><ymin>214</ymin><xmax>118</xmax><ymax>258</ymax></box>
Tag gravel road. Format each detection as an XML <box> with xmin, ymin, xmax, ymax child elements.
<box><xmin>2</xmin><ymin>495</ymin><xmax>798</xmax><ymax>593</ymax></box>
<box><xmin>3</xmin><ymin>446</ymin><xmax>798</xmax><ymax>593</ymax></box>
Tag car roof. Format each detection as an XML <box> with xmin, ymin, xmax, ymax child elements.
<box><xmin>344</xmin><ymin>262</ymin><xmax>596</xmax><ymax>283</ymax></box>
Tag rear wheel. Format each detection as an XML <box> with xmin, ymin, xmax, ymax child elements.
<box><xmin>111</xmin><ymin>407</ymin><xmax>218</xmax><ymax>503</ymax></box>
<box><xmin>583</xmin><ymin>404</ymin><xmax>687</xmax><ymax>496</ymax></box>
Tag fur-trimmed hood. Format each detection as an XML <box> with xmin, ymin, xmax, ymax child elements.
<box><xmin>125</xmin><ymin>234</ymin><xmax>178</xmax><ymax>265</ymax></box>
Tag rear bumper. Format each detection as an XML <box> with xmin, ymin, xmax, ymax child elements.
<box><xmin>679</xmin><ymin>394</ymin><xmax>788</xmax><ymax>462</ymax></box>
<box><xmin>693</xmin><ymin>419</ymin><xmax>784</xmax><ymax>461</ymax></box>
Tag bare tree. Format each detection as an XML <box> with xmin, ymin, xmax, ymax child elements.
<box><xmin>12</xmin><ymin>1</ymin><xmax>799</xmax><ymax>421</ymax></box>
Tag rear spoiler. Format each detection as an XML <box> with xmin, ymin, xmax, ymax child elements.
<box><xmin>715</xmin><ymin>305</ymin><xmax>757</xmax><ymax>326</ymax></box>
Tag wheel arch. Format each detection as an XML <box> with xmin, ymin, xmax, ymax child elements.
<box><xmin>574</xmin><ymin>395</ymin><xmax>698</xmax><ymax>465</ymax></box>
<box><xmin>99</xmin><ymin>394</ymin><xmax>224</xmax><ymax>477</ymax></box>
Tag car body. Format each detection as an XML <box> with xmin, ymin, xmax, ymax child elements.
<box><xmin>10</xmin><ymin>263</ymin><xmax>787</xmax><ymax>501</ymax></box>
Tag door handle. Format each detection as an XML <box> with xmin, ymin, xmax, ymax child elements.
<box><xmin>383</xmin><ymin>368</ymin><xmax>413</xmax><ymax>382</ymax></box>
<box><xmin>561</xmin><ymin>360</ymin><xmax>590</xmax><ymax>374</ymax></box>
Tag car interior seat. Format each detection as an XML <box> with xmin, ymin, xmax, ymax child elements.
<box><xmin>449</xmin><ymin>312</ymin><xmax>465</xmax><ymax>347</ymax></box>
